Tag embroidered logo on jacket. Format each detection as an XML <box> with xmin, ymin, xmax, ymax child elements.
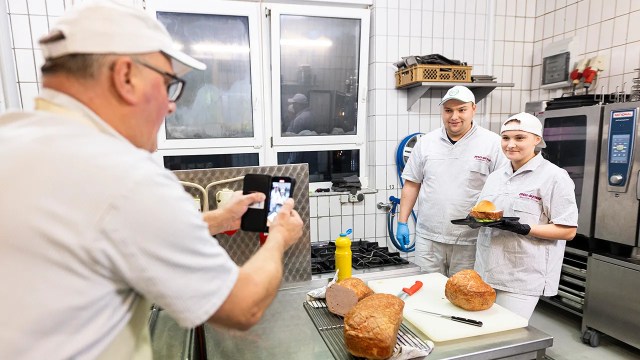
<box><xmin>519</xmin><ymin>192</ymin><xmax>542</xmax><ymax>202</ymax></box>
<box><xmin>473</xmin><ymin>155</ymin><xmax>492</xmax><ymax>163</ymax></box>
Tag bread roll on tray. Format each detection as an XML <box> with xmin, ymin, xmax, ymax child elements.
<box><xmin>469</xmin><ymin>200</ymin><xmax>503</xmax><ymax>222</ymax></box>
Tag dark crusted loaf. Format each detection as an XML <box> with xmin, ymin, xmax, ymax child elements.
<box><xmin>343</xmin><ymin>293</ymin><xmax>404</xmax><ymax>359</ymax></box>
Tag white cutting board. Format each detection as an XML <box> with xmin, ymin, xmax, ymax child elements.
<box><xmin>368</xmin><ymin>273</ymin><xmax>528</xmax><ymax>342</ymax></box>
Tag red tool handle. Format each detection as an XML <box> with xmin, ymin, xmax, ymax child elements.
<box><xmin>402</xmin><ymin>281</ymin><xmax>423</xmax><ymax>296</ymax></box>
<box><xmin>259</xmin><ymin>232</ymin><xmax>269</xmax><ymax>246</ymax></box>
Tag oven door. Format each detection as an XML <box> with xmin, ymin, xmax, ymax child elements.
<box><xmin>540</xmin><ymin>105</ymin><xmax>604</xmax><ymax>237</ymax></box>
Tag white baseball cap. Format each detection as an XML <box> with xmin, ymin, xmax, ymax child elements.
<box><xmin>38</xmin><ymin>0</ymin><xmax>205</xmax><ymax>76</ymax></box>
<box><xmin>288</xmin><ymin>93</ymin><xmax>308</xmax><ymax>104</ymax></box>
<box><xmin>501</xmin><ymin>112</ymin><xmax>547</xmax><ymax>148</ymax></box>
<box><xmin>439</xmin><ymin>85</ymin><xmax>475</xmax><ymax>105</ymax></box>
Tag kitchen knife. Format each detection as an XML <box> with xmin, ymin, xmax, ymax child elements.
<box><xmin>412</xmin><ymin>309</ymin><xmax>483</xmax><ymax>327</ymax></box>
<box><xmin>397</xmin><ymin>280</ymin><xmax>423</xmax><ymax>301</ymax></box>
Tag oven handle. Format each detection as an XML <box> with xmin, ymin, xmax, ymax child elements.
<box><xmin>637</xmin><ymin>170</ymin><xmax>640</xmax><ymax>200</ymax></box>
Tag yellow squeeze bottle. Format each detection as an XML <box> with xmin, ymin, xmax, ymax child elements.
<box><xmin>335</xmin><ymin>229</ymin><xmax>353</xmax><ymax>281</ymax></box>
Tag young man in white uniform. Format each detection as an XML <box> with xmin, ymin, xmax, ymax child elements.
<box><xmin>397</xmin><ymin>86</ymin><xmax>508</xmax><ymax>276</ymax></box>
<box><xmin>474</xmin><ymin>112</ymin><xmax>578</xmax><ymax>320</ymax></box>
<box><xmin>0</xmin><ymin>1</ymin><xmax>303</xmax><ymax>359</ymax></box>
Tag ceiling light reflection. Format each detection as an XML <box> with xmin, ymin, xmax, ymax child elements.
<box><xmin>191</xmin><ymin>42</ymin><xmax>250</xmax><ymax>54</ymax></box>
<box><xmin>280</xmin><ymin>38</ymin><xmax>333</xmax><ymax>47</ymax></box>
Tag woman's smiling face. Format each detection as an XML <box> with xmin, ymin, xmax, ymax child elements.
<box><xmin>501</xmin><ymin>121</ymin><xmax>541</xmax><ymax>169</ymax></box>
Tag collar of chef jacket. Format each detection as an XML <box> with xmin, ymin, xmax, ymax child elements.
<box><xmin>36</xmin><ymin>88</ymin><xmax>129</xmax><ymax>144</ymax></box>
<box><xmin>503</xmin><ymin>152</ymin><xmax>544</xmax><ymax>177</ymax></box>
<box><xmin>438</xmin><ymin>121</ymin><xmax>478</xmax><ymax>145</ymax></box>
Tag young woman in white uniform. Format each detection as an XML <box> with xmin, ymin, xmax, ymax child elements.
<box><xmin>473</xmin><ymin>112</ymin><xmax>578</xmax><ymax>320</ymax></box>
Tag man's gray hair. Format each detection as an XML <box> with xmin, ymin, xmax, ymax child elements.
<box><xmin>40</xmin><ymin>54</ymin><xmax>113</xmax><ymax>79</ymax></box>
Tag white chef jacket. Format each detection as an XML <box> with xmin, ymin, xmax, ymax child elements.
<box><xmin>474</xmin><ymin>153</ymin><xmax>578</xmax><ymax>296</ymax></box>
<box><xmin>0</xmin><ymin>89</ymin><xmax>239</xmax><ymax>359</ymax></box>
<box><xmin>402</xmin><ymin>123</ymin><xmax>508</xmax><ymax>245</ymax></box>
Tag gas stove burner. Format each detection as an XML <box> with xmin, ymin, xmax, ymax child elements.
<box><xmin>310</xmin><ymin>240</ymin><xmax>409</xmax><ymax>274</ymax></box>
<box><xmin>310</xmin><ymin>256</ymin><xmax>335</xmax><ymax>274</ymax></box>
<box><xmin>354</xmin><ymin>256</ymin><xmax>384</xmax><ymax>267</ymax></box>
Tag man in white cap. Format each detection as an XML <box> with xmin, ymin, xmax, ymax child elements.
<box><xmin>473</xmin><ymin>112</ymin><xmax>577</xmax><ymax>320</ymax></box>
<box><xmin>285</xmin><ymin>93</ymin><xmax>314</xmax><ymax>134</ymax></box>
<box><xmin>0</xmin><ymin>1</ymin><xmax>303</xmax><ymax>359</ymax></box>
<box><xmin>397</xmin><ymin>85</ymin><xmax>508</xmax><ymax>276</ymax></box>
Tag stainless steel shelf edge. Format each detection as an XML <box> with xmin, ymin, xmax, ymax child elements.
<box><xmin>564</xmin><ymin>247</ymin><xmax>589</xmax><ymax>257</ymax></box>
<box><xmin>403</xmin><ymin>82</ymin><xmax>515</xmax><ymax>110</ymax></box>
<box><xmin>540</xmin><ymin>296</ymin><xmax>583</xmax><ymax>317</ymax></box>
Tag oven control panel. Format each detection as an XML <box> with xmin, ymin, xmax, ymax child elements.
<box><xmin>607</xmin><ymin>109</ymin><xmax>637</xmax><ymax>190</ymax></box>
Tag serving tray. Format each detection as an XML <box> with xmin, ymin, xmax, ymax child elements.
<box><xmin>450</xmin><ymin>216</ymin><xmax>520</xmax><ymax>226</ymax></box>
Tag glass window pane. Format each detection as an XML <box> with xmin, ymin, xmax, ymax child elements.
<box><xmin>277</xmin><ymin>150</ymin><xmax>359</xmax><ymax>182</ymax></box>
<box><xmin>157</xmin><ymin>12</ymin><xmax>254</xmax><ymax>140</ymax></box>
<box><xmin>164</xmin><ymin>153</ymin><xmax>259</xmax><ymax>170</ymax></box>
<box><xmin>279</xmin><ymin>15</ymin><xmax>360</xmax><ymax>137</ymax></box>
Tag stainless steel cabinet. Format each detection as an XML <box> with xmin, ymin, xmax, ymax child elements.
<box><xmin>582</xmin><ymin>254</ymin><xmax>640</xmax><ymax>349</ymax></box>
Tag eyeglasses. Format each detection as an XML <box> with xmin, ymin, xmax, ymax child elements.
<box><xmin>133</xmin><ymin>59</ymin><xmax>186</xmax><ymax>102</ymax></box>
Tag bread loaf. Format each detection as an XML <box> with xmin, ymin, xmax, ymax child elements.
<box><xmin>344</xmin><ymin>293</ymin><xmax>404</xmax><ymax>359</ymax></box>
<box><xmin>469</xmin><ymin>200</ymin><xmax>503</xmax><ymax>222</ymax></box>
<box><xmin>326</xmin><ymin>277</ymin><xmax>373</xmax><ymax>316</ymax></box>
<box><xmin>445</xmin><ymin>269</ymin><xmax>496</xmax><ymax>311</ymax></box>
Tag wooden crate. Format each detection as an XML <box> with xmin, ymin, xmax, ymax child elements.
<box><xmin>395</xmin><ymin>64</ymin><xmax>472</xmax><ymax>88</ymax></box>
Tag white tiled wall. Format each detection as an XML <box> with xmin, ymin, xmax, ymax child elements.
<box><xmin>4</xmin><ymin>0</ymin><xmax>640</xmax><ymax>258</ymax></box>
<box><xmin>529</xmin><ymin>0</ymin><xmax>640</xmax><ymax>101</ymax></box>
<box><xmin>490</xmin><ymin>0</ymin><xmax>536</xmax><ymax>126</ymax></box>
<box><xmin>5</xmin><ymin>0</ymin><xmax>70</xmax><ymax>109</ymax></box>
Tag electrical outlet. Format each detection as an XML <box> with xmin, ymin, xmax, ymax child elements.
<box><xmin>216</xmin><ymin>189</ymin><xmax>234</xmax><ymax>207</ymax></box>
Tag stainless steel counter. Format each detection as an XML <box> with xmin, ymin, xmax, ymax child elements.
<box><xmin>150</xmin><ymin>265</ymin><xmax>553</xmax><ymax>360</ymax></box>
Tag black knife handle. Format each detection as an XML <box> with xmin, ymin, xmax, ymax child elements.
<box><xmin>451</xmin><ymin>316</ymin><xmax>483</xmax><ymax>327</ymax></box>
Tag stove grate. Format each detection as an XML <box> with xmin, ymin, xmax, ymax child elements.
<box><xmin>311</xmin><ymin>241</ymin><xmax>409</xmax><ymax>274</ymax></box>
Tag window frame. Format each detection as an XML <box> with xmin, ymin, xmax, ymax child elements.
<box><xmin>152</xmin><ymin>146</ymin><xmax>263</xmax><ymax>169</ymax></box>
<box><xmin>147</xmin><ymin>0</ymin><xmax>370</xmax><ymax>188</ymax></box>
<box><xmin>267</xmin><ymin>3</ymin><xmax>370</xmax><ymax>148</ymax></box>
<box><xmin>148</xmin><ymin>0</ymin><xmax>266</xmax><ymax>152</ymax></box>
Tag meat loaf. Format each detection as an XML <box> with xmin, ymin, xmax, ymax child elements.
<box><xmin>326</xmin><ymin>277</ymin><xmax>373</xmax><ymax>316</ymax></box>
<box><xmin>344</xmin><ymin>293</ymin><xmax>404</xmax><ymax>359</ymax></box>
<box><xmin>445</xmin><ymin>269</ymin><xmax>496</xmax><ymax>311</ymax></box>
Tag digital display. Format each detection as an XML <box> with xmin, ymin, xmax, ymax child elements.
<box><xmin>610</xmin><ymin>134</ymin><xmax>631</xmax><ymax>164</ymax></box>
<box><xmin>267</xmin><ymin>180</ymin><xmax>292</xmax><ymax>224</ymax></box>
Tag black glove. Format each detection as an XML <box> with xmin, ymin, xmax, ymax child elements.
<box><xmin>487</xmin><ymin>218</ymin><xmax>531</xmax><ymax>235</ymax></box>
<box><xmin>464</xmin><ymin>215</ymin><xmax>483</xmax><ymax>229</ymax></box>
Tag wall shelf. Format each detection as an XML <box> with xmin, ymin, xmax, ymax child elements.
<box><xmin>401</xmin><ymin>82</ymin><xmax>515</xmax><ymax>110</ymax></box>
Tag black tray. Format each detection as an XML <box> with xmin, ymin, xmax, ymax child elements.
<box><xmin>451</xmin><ymin>217</ymin><xmax>520</xmax><ymax>226</ymax></box>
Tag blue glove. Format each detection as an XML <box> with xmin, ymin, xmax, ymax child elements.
<box><xmin>397</xmin><ymin>222</ymin><xmax>410</xmax><ymax>246</ymax></box>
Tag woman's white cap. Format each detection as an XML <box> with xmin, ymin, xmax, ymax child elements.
<box><xmin>501</xmin><ymin>112</ymin><xmax>547</xmax><ymax>148</ymax></box>
<box><xmin>38</xmin><ymin>0</ymin><xmax>205</xmax><ymax>76</ymax></box>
